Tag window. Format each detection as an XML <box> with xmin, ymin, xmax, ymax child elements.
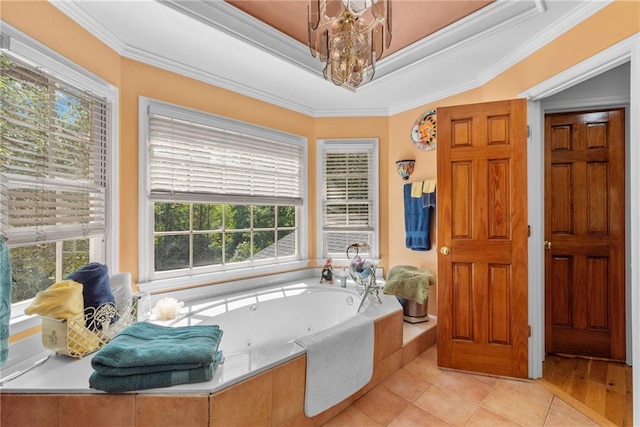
<box><xmin>317</xmin><ymin>139</ymin><xmax>379</xmax><ymax>262</ymax></box>
<box><xmin>139</xmin><ymin>98</ymin><xmax>307</xmax><ymax>289</ymax></box>
<box><xmin>153</xmin><ymin>203</ymin><xmax>297</xmax><ymax>271</ymax></box>
<box><xmin>0</xmin><ymin>25</ymin><xmax>117</xmax><ymax>309</ymax></box>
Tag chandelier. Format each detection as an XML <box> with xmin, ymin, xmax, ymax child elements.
<box><xmin>308</xmin><ymin>0</ymin><xmax>392</xmax><ymax>90</ymax></box>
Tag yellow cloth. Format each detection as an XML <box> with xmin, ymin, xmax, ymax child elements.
<box><xmin>410</xmin><ymin>179</ymin><xmax>436</xmax><ymax>197</ymax></box>
<box><xmin>25</xmin><ymin>280</ymin><xmax>85</xmax><ymax>322</ymax></box>
<box><xmin>422</xmin><ymin>179</ymin><xmax>436</xmax><ymax>193</ymax></box>
<box><xmin>410</xmin><ymin>182</ymin><xmax>423</xmax><ymax>198</ymax></box>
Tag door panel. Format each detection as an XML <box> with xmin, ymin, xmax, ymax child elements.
<box><xmin>437</xmin><ymin>99</ymin><xmax>528</xmax><ymax>378</ymax></box>
<box><xmin>544</xmin><ymin>109</ymin><xmax>625</xmax><ymax>361</ymax></box>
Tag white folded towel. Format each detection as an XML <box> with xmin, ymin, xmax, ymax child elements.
<box><xmin>295</xmin><ymin>313</ymin><xmax>374</xmax><ymax>417</ymax></box>
<box><xmin>110</xmin><ymin>272</ymin><xmax>133</xmax><ymax>316</ymax></box>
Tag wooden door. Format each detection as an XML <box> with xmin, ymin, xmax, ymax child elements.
<box><xmin>544</xmin><ymin>109</ymin><xmax>625</xmax><ymax>361</ymax></box>
<box><xmin>437</xmin><ymin>99</ymin><xmax>529</xmax><ymax>378</ymax></box>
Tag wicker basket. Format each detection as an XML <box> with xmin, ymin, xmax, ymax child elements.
<box><xmin>41</xmin><ymin>299</ymin><xmax>138</xmax><ymax>359</ymax></box>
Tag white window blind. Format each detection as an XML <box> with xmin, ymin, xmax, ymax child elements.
<box><xmin>147</xmin><ymin>104</ymin><xmax>304</xmax><ymax>206</ymax></box>
<box><xmin>318</xmin><ymin>139</ymin><xmax>378</xmax><ymax>259</ymax></box>
<box><xmin>0</xmin><ymin>52</ymin><xmax>110</xmax><ymax>246</ymax></box>
<box><xmin>322</xmin><ymin>143</ymin><xmax>375</xmax><ymax>231</ymax></box>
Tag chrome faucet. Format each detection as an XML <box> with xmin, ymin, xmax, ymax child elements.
<box><xmin>346</xmin><ymin>243</ymin><xmax>382</xmax><ymax>313</ymax></box>
<box><xmin>356</xmin><ymin>264</ymin><xmax>382</xmax><ymax>313</ymax></box>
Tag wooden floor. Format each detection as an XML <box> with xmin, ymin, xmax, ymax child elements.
<box><xmin>542</xmin><ymin>354</ymin><xmax>633</xmax><ymax>426</ymax></box>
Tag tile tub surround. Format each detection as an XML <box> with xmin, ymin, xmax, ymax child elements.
<box><xmin>1</xmin><ymin>276</ymin><xmax>414</xmax><ymax>426</ymax></box>
<box><xmin>1</xmin><ymin>311</ymin><xmax>406</xmax><ymax>427</ymax></box>
<box><xmin>1</xmin><ymin>277</ymin><xmax>399</xmax><ymax>394</ymax></box>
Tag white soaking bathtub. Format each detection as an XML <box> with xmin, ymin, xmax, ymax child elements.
<box><xmin>172</xmin><ymin>285</ymin><xmax>363</xmax><ymax>355</ymax></box>
<box><xmin>162</xmin><ymin>282</ymin><xmax>382</xmax><ymax>391</ymax></box>
<box><xmin>0</xmin><ymin>276</ymin><xmax>401</xmax><ymax>394</ymax></box>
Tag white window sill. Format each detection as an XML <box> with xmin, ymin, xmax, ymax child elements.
<box><xmin>138</xmin><ymin>260</ymin><xmax>310</xmax><ymax>294</ymax></box>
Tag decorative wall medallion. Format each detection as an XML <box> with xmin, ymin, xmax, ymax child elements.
<box><xmin>411</xmin><ymin>109</ymin><xmax>437</xmax><ymax>151</ymax></box>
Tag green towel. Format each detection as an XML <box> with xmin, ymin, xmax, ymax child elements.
<box><xmin>91</xmin><ymin>322</ymin><xmax>223</xmax><ymax>376</ymax></box>
<box><xmin>89</xmin><ymin>351</ymin><xmax>223</xmax><ymax>393</ymax></box>
<box><xmin>383</xmin><ymin>265</ymin><xmax>435</xmax><ymax>304</ymax></box>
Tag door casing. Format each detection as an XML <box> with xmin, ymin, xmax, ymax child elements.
<box><xmin>519</xmin><ymin>34</ymin><xmax>637</xmax><ymax>380</ymax></box>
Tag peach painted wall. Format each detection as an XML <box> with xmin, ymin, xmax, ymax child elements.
<box><xmin>1</xmin><ymin>1</ymin><xmax>121</xmax><ymax>87</ymax></box>
<box><xmin>312</xmin><ymin>117</ymin><xmax>390</xmax><ymax>273</ymax></box>
<box><xmin>118</xmin><ymin>59</ymin><xmax>319</xmax><ymax>285</ymax></box>
<box><xmin>386</xmin><ymin>0</ymin><xmax>640</xmax><ymax>316</ymax></box>
<box><xmin>3</xmin><ymin>0</ymin><xmax>640</xmax><ymax>312</ymax></box>
<box><xmin>1</xmin><ymin>1</ymin><xmax>391</xmax><ymax>289</ymax></box>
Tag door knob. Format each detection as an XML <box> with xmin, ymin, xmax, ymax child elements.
<box><xmin>544</xmin><ymin>241</ymin><xmax>552</xmax><ymax>250</ymax></box>
<box><xmin>440</xmin><ymin>246</ymin><xmax>451</xmax><ymax>255</ymax></box>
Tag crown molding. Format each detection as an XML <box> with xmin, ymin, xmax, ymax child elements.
<box><xmin>519</xmin><ymin>32</ymin><xmax>636</xmax><ymax>100</ymax></box>
<box><xmin>373</xmin><ymin>0</ymin><xmax>544</xmax><ymax>85</ymax></box>
<box><xmin>122</xmin><ymin>44</ymin><xmax>319</xmax><ymax>117</ymax></box>
<box><xmin>0</xmin><ymin>21</ymin><xmax>118</xmax><ymax>98</ymax></box>
<box><xmin>49</xmin><ymin>0</ymin><xmax>127</xmax><ymax>54</ymax></box>
<box><xmin>159</xmin><ymin>0</ymin><xmax>323</xmax><ymax>77</ymax></box>
<box><xmin>387</xmin><ymin>79</ymin><xmax>483</xmax><ymax>116</ymax></box>
<box><xmin>161</xmin><ymin>0</ymin><xmax>546</xmax><ymax>93</ymax></box>
<box><xmin>478</xmin><ymin>0</ymin><xmax>613</xmax><ymax>87</ymax></box>
<box><xmin>46</xmin><ymin>0</ymin><xmax>618</xmax><ymax>118</ymax></box>
<box><xmin>388</xmin><ymin>0</ymin><xmax>614</xmax><ymax>116</ymax></box>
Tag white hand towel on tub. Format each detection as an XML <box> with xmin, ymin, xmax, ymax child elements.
<box><xmin>110</xmin><ymin>272</ymin><xmax>133</xmax><ymax>316</ymax></box>
<box><xmin>295</xmin><ymin>313</ymin><xmax>374</xmax><ymax>417</ymax></box>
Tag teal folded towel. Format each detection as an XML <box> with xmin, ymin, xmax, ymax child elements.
<box><xmin>91</xmin><ymin>322</ymin><xmax>223</xmax><ymax>376</ymax></box>
<box><xmin>89</xmin><ymin>351</ymin><xmax>223</xmax><ymax>393</ymax></box>
<box><xmin>0</xmin><ymin>236</ymin><xmax>11</xmax><ymax>367</ymax></box>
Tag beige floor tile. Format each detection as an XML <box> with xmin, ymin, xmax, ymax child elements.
<box><xmin>544</xmin><ymin>397</ymin><xmax>601</xmax><ymax>427</ymax></box>
<box><xmin>278</xmin><ymin>413</ymin><xmax>317</xmax><ymax>427</ymax></box>
<box><xmin>353</xmin><ymin>384</ymin><xmax>409</xmax><ymax>425</ymax></box>
<box><xmin>435</xmin><ymin>370</ymin><xmax>496</xmax><ymax>403</ymax></box>
<box><xmin>422</xmin><ymin>344</ymin><xmax>438</xmax><ymax>361</ymax></box>
<box><xmin>381</xmin><ymin>367</ymin><xmax>432</xmax><ymax>402</ymax></box>
<box><xmin>470</xmin><ymin>373</ymin><xmax>500</xmax><ymax>386</ymax></box>
<box><xmin>387</xmin><ymin>404</ymin><xmax>452</xmax><ymax>427</ymax></box>
<box><xmin>482</xmin><ymin>380</ymin><xmax>552</xmax><ymax>427</ymax></box>
<box><xmin>402</xmin><ymin>352</ymin><xmax>442</xmax><ymax>384</ymax></box>
<box><xmin>466</xmin><ymin>407</ymin><xmax>523</xmax><ymax>427</ymax></box>
<box><xmin>414</xmin><ymin>384</ymin><xmax>479</xmax><ymax>426</ymax></box>
<box><xmin>322</xmin><ymin>344</ymin><xmax>610</xmax><ymax>427</ymax></box>
<box><xmin>322</xmin><ymin>406</ymin><xmax>382</xmax><ymax>427</ymax></box>
<box><xmin>493</xmin><ymin>378</ymin><xmax>554</xmax><ymax>409</ymax></box>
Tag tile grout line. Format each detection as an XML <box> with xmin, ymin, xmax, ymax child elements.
<box><xmin>541</xmin><ymin>395</ymin><xmax>555</xmax><ymax>426</ymax></box>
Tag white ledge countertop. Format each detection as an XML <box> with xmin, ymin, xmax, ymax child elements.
<box><xmin>1</xmin><ymin>278</ymin><xmax>401</xmax><ymax>394</ymax></box>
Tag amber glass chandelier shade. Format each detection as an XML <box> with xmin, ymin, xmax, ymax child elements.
<box><xmin>308</xmin><ymin>0</ymin><xmax>392</xmax><ymax>90</ymax></box>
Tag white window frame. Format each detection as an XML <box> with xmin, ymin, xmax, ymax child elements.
<box><xmin>316</xmin><ymin>138</ymin><xmax>380</xmax><ymax>266</ymax></box>
<box><xmin>1</xmin><ymin>22</ymin><xmax>119</xmax><ymax>330</ymax></box>
<box><xmin>138</xmin><ymin>97</ymin><xmax>308</xmax><ymax>292</ymax></box>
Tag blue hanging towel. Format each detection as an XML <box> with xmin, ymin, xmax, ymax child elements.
<box><xmin>403</xmin><ymin>184</ymin><xmax>431</xmax><ymax>251</ymax></box>
<box><xmin>0</xmin><ymin>236</ymin><xmax>11</xmax><ymax>367</ymax></box>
